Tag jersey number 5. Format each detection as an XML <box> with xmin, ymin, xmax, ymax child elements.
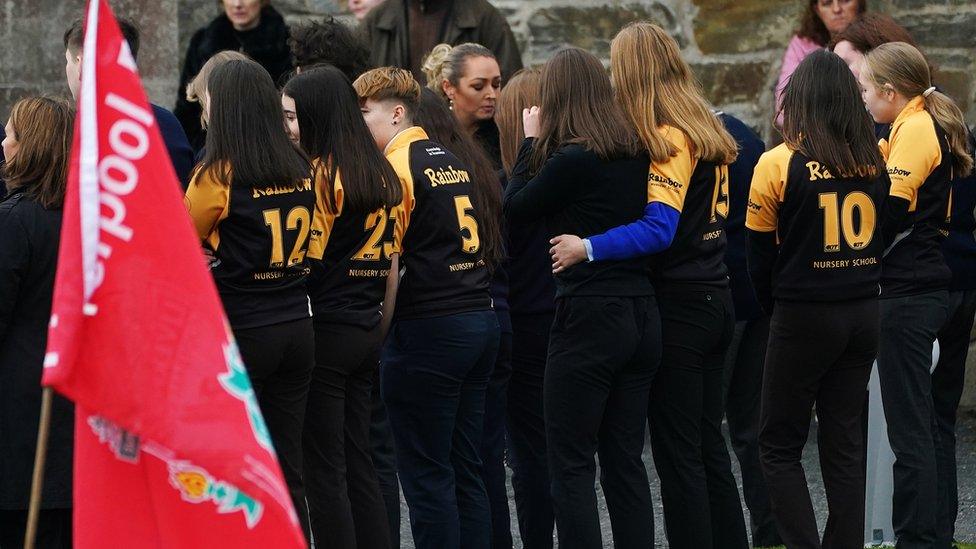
<box><xmin>454</xmin><ymin>195</ymin><xmax>480</xmax><ymax>254</ymax></box>
<box><xmin>263</xmin><ymin>207</ymin><xmax>312</xmax><ymax>268</ymax></box>
<box><xmin>817</xmin><ymin>192</ymin><xmax>876</xmax><ymax>252</ymax></box>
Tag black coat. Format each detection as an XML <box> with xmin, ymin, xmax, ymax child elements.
<box><xmin>719</xmin><ymin>113</ymin><xmax>765</xmax><ymax>322</ymax></box>
<box><xmin>0</xmin><ymin>190</ymin><xmax>73</xmax><ymax>510</ymax></box>
<box><xmin>174</xmin><ymin>5</ymin><xmax>293</xmax><ymax>151</ymax></box>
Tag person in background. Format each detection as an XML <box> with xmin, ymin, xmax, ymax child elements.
<box><xmin>860</xmin><ymin>42</ymin><xmax>974</xmax><ymax>548</ymax></box>
<box><xmin>413</xmin><ymin>87</ymin><xmax>511</xmax><ymax>549</ymax></box>
<box><xmin>349</xmin><ymin>0</ymin><xmax>384</xmax><ymax>21</ymax></box>
<box><xmin>176</xmin><ymin>0</ymin><xmax>292</xmax><ymax>151</ymax></box>
<box><xmin>0</xmin><ymin>127</ymin><xmax>4</xmax><ymax>200</ymax></box>
<box><xmin>932</xmin><ymin>126</ymin><xmax>976</xmax><ymax>548</ymax></box>
<box><xmin>184</xmin><ymin>50</ymin><xmax>250</xmax><ymax>162</ymax></box>
<box><xmin>63</xmin><ymin>18</ymin><xmax>193</xmax><ymax>189</ymax></box>
<box><xmin>289</xmin><ymin>16</ymin><xmax>372</xmax><ymax>80</ymax></box>
<box><xmin>358</xmin><ymin>0</ymin><xmax>522</xmax><ymax>84</ymax></box>
<box><xmin>828</xmin><ymin>11</ymin><xmax>917</xmax><ymax>78</ymax></box>
<box><xmin>0</xmin><ymin>96</ymin><xmax>75</xmax><ymax>549</ymax></box>
<box><xmin>494</xmin><ymin>67</ymin><xmax>556</xmax><ymax>549</ymax></box>
<box><xmin>353</xmin><ymin>67</ymin><xmax>501</xmax><ymax>549</ymax></box>
<box><xmin>283</xmin><ymin>65</ymin><xmax>402</xmax><ymax>549</ymax></box>
<box><xmin>750</xmin><ymin>50</ymin><xmax>888</xmax><ymax>549</ymax></box>
<box><xmin>184</xmin><ymin>58</ymin><xmax>316</xmax><ymax>541</ymax></box>
<box><xmin>423</xmin><ymin>42</ymin><xmax>502</xmax><ymax>167</ymax></box>
<box><xmin>504</xmin><ymin>47</ymin><xmax>660</xmax><ymax>549</ymax></box>
<box><xmin>775</xmin><ymin>0</ymin><xmax>865</xmax><ymax>124</ymax></box>
<box><xmin>717</xmin><ymin>111</ymin><xmax>781</xmax><ymax>548</ymax></box>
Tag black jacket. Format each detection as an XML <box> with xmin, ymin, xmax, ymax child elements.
<box><xmin>719</xmin><ymin>113</ymin><xmax>765</xmax><ymax>322</ymax></box>
<box><xmin>0</xmin><ymin>190</ymin><xmax>74</xmax><ymax>510</ymax></box>
<box><xmin>360</xmin><ymin>0</ymin><xmax>523</xmax><ymax>83</ymax></box>
<box><xmin>174</xmin><ymin>6</ymin><xmax>293</xmax><ymax>151</ymax></box>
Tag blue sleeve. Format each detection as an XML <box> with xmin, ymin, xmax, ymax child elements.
<box><xmin>152</xmin><ymin>104</ymin><xmax>195</xmax><ymax>190</ymax></box>
<box><xmin>586</xmin><ymin>201</ymin><xmax>680</xmax><ymax>261</ymax></box>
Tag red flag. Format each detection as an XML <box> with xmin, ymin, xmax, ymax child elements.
<box><xmin>42</xmin><ymin>1</ymin><xmax>306</xmax><ymax>546</ymax></box>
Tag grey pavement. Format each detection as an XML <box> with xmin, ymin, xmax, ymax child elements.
<box><xmin>396</xmin><ymin>410</ymin><xmax>976</xmax><ymax>548</ymax></box>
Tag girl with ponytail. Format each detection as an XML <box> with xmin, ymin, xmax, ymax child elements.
<box><xmin>858</xmin><ymin>40</ymin><xmax>973</xmax><ymax>547</ymax></box>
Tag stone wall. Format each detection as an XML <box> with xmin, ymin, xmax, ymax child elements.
<box><xmin>1</xmin><ymin>0</ymin><xmax>975</xmax><ymax>403</ymax></box>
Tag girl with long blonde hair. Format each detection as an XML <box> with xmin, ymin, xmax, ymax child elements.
<box><xmin>548</xmin><ymin>22</ymin><xmax>748</xmax><ymax>548</ymax></box>
<box><xmin>858</xmin><ymin>41</ymin><xmax>973</xmax><ymax>547</ymax></box>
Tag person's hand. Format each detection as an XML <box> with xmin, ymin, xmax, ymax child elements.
<box><xmin>522</xmin><ymin>106</ymin><xmax>541</xmax><ymax>138</ymax></box>
<box><xmin>202</xmin><ymin>247</ymin><xmax>220</xmax><ymax>269</ymax></box>
<box><xmin>550</xmin><ymin>234</ymin><xmax>587</xmax><ymax>274</ymax></box>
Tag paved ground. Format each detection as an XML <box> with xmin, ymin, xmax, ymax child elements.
<box><xmin>397</xmin><ymin>410</ymin><xmax>976</xmax><ymax>548</ymax></box>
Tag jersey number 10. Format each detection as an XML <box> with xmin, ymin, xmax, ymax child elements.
<box><xmin>817</xmin><ymin>192</ymin><xmax>876</xmax><ymax>252</ymax></box>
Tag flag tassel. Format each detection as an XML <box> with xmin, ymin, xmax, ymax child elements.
<box><xmin>24</xmin><ymin>387</ymin><xmax>54</xmax><ymax>549</ymax></box>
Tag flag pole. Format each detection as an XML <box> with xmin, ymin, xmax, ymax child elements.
<box><xmin>24</xmin><ymin>387</ymin><xmax>54</xmax><ymax>549</ymax></box>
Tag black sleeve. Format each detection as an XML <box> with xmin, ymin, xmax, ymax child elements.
<box><xmin>746</xmin><ymin>229</ymin><xmax>777</xmax><ymax>315</ymax></box>
<box><xmin>0</xmin><ymin>207</ymin><xmax>28</xmax><ymax>342</ymax></box>
<box><xmin>503</xmin><ymin>140</ymin><xmax>584</xmax><ymax>224</ymax></box>
<box><xmin>880</xmin><ymin>194</ymin><xmax>911</xmax><ymax>252</ymax></box>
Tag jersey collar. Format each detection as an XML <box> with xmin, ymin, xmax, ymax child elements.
<box><xmin>893</xmin><ymin>95</ymin><xmax>926</xmax><ymax>129</ymax></box>
<box><xmin>384</xmin><ymin>126</ymin><xmax>429</xmax><ymax>157</ymax></box>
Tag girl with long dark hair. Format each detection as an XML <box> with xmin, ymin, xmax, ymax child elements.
<box><xmin>503</xmin><ymin>48</ymin><xmax>660</xmax><ymax>549</ymax></box>
<box><xmin>281</xmin><ymin>65</ymin><xmax>402</xmax><ymax>549</ymax></box>
<box><xmin>748</xmin><ymin>50</ymin><xmax>888</xmax><ymax>548</ymax></box>
<box><xmin>184</xmin><ymin>57</ymin><xmax>315</xmax><ymax>540</ymax></box>
<box><xmin>353</xmin><ymin>67</ymin><xmax>501</xmax><ymax>549</ymax></box>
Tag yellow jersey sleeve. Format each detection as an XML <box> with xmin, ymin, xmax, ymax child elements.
<box><xmin>745</xmin><ymin>145</ymin><xmax>791</xmax><ymax>233</ymax></box>
<box><xmin>307</xmin><ymin>166</ymin><xmax>343</xmax><ymax>261</ymax></box>
<box><xmin>387</xmin><ymin>148</ymin><xmax>415</xmax><ymax>254</ymax></box>
<box><xmin>646</xmin><ymin>126</ymin><xmax>696</xmax><ymax>211</ymax></box>
<box><xmin>884</xmin><ymin>113</ymin><xmax>942</xmax><ymax>210</ymax></box>
<box><xmin>184</xmin><ymin>167</ymin><xmax>230</xmax><ymax>246</ymax></box>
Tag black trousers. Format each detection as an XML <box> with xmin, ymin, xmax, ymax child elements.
<box><xmin>723</xmin><ymin>316</ymin><xmax>781</xmax><ymax>547</ymax></box>
<box><xmin>234</xmin><ymin>317</ymin><xmax>315</xmax><ymax>542</ymax></box>
<box><xmin>234</xmin><ymin>318</ymin><xmax>315</xmax><ymax>539</ymax></box>
<box><xmin>934</xmin><ymin>289</ymin><xmax>976</xmax><ymax>547</ymax></box>
<box><xmin>546</xmin><ymin>296</ymin><xmax>659</xmax><ymax>549</ymax></box>
<box><xmin>0</xmin><ymin>509</ymin><xmax>71</xmax><ymax>549</ymax></box>
<box><xmin>481</xmin><ymin>328</ymin><xmax>513</xmax><ymax>549</ymax></box>
<box><xmin>304</xmin><ymin>321</ymin><xmax>390</xmax><ymax>549</ymax></box>
<box><xmin>760</xmin><ymin>298</ymin><xmax>878</xmax><ymax>549</ymax></box>
<box><xmin>877</xmin><ymin>290</ymin><xmax>950</xmax><ymax>549</ymax></box>
<box><xmin>649</xmin><ymin>288</ymin><xmax>747</xmax><ymax>549</ymax></box>
<box><xmin>507</xmin><ymin>313</ymin><xmax>555</xmax><ymax>549</ymax></box>
<box><xmin>369</xmin><ymin>367</ymin><xmax>400</xmax><ymax>549</ymax></box>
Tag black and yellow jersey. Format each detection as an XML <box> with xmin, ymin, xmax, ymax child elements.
<box><xmin>878</xmin><ymin>96</ymin><xmax>953</xmax><ymax>297</ymax></box>
<box><xmin>306</xmin><ymin>161</ymin><xmax>397</xmax><ymax>329</ymax></box>
<box><xmin>746</xmin><ymin>144</ymin><xmax>887</xmax><ymax>302</ymax></box>
<box><xmin>647</xmin><ymin>125</ymin><xmax>730</xmax><ymax>287</ymax></box>
<box><xmin>185</xmin><ymin>164</ymin><xmax>315</xmax><ymax>330</ymax></box>
<box><xmin>385</xmin><ymin>126</ymin><xmax>492</xmax><ymax>320</ymax></box>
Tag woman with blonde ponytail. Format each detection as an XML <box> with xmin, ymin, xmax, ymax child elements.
<box><xmin>422</xmin><ymin>43</ymin><xmax>503</xmax><ymax>166</ymax></box>
<box><xmin>548</xmin><ymin>22</ymin><xmax>747</xmax><ymax>549</ymax></box>
<box><xmin>858</xmin><ymin>40</ymin><xmax>974</xmax><ymax>547</ymax></box>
